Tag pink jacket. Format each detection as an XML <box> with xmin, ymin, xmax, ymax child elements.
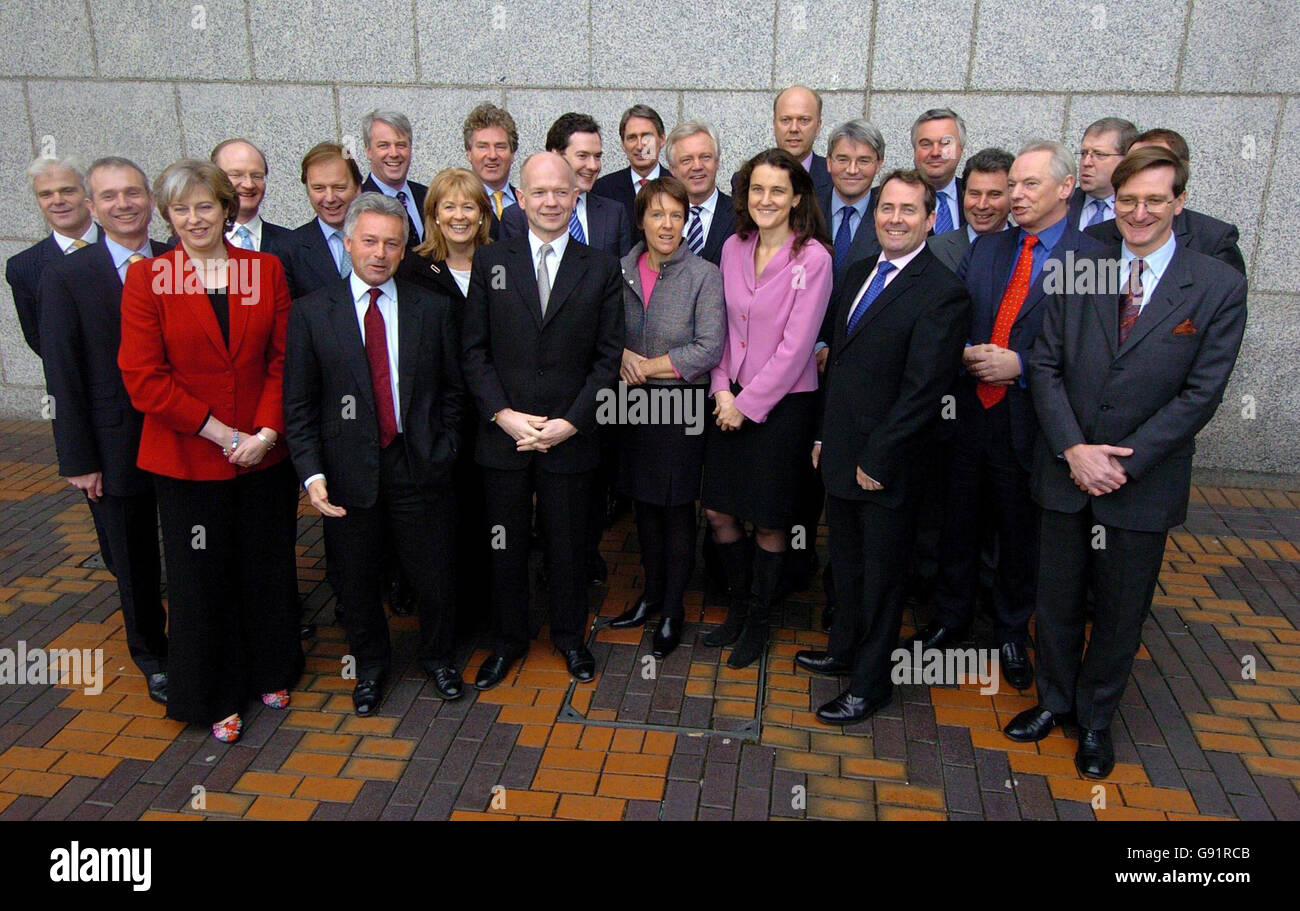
<box><xmin>709</xmin><ymin>232</ymin><xmax>832</xmax><ymax>423</ymax></box>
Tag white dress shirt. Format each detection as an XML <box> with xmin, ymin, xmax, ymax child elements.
<box><xmin>846</xmin><ymin>242</ymin><xmax>927</xmax><ymax>324</ymax></box>
<box><xmin>226</xmin><ymin>214</ymin><xmax>264</xmax><ymax>250</ymax></box>
<box><xmin>691</xmin><ymin>187</ymin><xmax>720</xmax><ymax>245</ymax></box>
<box><xmin>630</xmin><ymin>164</ymin><xmax>662</xmax><ymax>191</ymax></box>
<box><xmin>1120</xmin><ymin>232</ymin><xmax>1176</xmax><ymax>312</ymax></box>
<box><xmin>53</xmin><ymin>222</ymin><xmax>99</xmax><ymax>253</ymax></box>
<box><xmin>528</xmin><ymin>228</ymin><xmax>570</xmax><ymax>281</ymax></box>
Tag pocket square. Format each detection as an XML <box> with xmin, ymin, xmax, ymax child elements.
<box><xmin>1172</xmin><ymin>319</ymin><xmax>1197</xmax><ymax>335</ymax></box>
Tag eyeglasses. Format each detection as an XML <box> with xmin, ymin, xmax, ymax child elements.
<box><xmin>1077</xmin><ymin>149</ymin><xmax>1123</xmax><ymax>162</ymax></box>
<box><xmin>1114</xmin><ymin>195</ymin><xmax>1176</xmax><ymax>215</ymax></box>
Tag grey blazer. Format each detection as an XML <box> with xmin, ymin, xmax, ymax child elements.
<box><xmin>620</xmin><ymin>241</ymin><xmax>726</xmax><ymax>385</ymax></box>
<box><xmin>927</xmin><ymin>226</ymin><xmax>970</xmax><ymax>273</ymax></box>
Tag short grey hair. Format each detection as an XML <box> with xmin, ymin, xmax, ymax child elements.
<box><xmin>910</xmin><ymin>108</ymin><xmax>967</xmax><ymax>148</ymax></box>
<box><xmin>1082</xmin><ymin>117</ymin><xmax>1139</xmax><ymax>154</ymax></box>
<box><xmin>361</xmin><ymin>109</ymin><xmax>413</xmax><ymax>148</ymax></box>
<box><xmin>343</xmin><ymin>192</ymin><xmax>409</xmax><ymax>245</ymax></box>
<box><xmin>28</xmin><ymin>156</ymin><xmax>87</xmax><ymax>193</ymax></box>
<box><xmin>827</xmin><ymin>119</ymin><xmax>885</xmax><ymax>160</ymax></box>
<box><xmin>1017</xmin><ymin>139</ymin><xmax>1077</xmax><ymax>184</ymax></box>
<box><xmin>664</xmin><ymin>119</ymin><xmax>721</xmax><ymax>169</ymax></box>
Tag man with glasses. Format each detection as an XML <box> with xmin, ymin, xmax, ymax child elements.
<box><xmin>211</xmin><ymin>138</ymin><xmax>290</xmax><ymax>257</ymax></box>
<box><xmin>1067</xmin><ymin>117</ymin><xmax>1137</xmax><ymax>231</ymax></box>
<box><xmin>1006</xmin><ymin>146</ymin><xmax>1247</xmax><ymax>778</ymax></box>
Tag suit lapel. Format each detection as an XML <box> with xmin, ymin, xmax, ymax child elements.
<box><xmin>1118</xmin><ymin>248</ymin><xmax>1191</xmax><ymax>356</ymax></box>
<box><xmin>842</xmin><ymin>252</ymin><xmax>921</xmax><ymax>345</ymax></box>
<box><xmin>396</xmin><ymin>282</ymin><xmax>422</xmax><ymax>424</ymax></box>
<box><xmin>224</xmin><ymin>245</ymin><xmax>254</xmax><ymax>359</ymax></box>
<box><xmin>306</xmin><ymin>224</ymin><xmax>340</xmax><ymax>288</ymax></box>
<box><xmin>509</xmin><ymin>238</ymin><xmax>544</xmax><ymax>329</ymax></box>
<box><xmin>328</xmin><ymin>281</ymin><xmax>377</xmax><ymax>416</ymax></box>
<box><xmin>586</xmin><ymin>195</ymin><xmax>607</xmax><ymax>251</ymax></box>
<box><xmin>542</xmin><ymin>241</ymin><xmax>585</xmax><ymax>328</ymax></box>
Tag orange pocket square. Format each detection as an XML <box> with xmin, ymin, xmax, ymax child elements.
<box><xmin>1172</xmin><ymin>319</ymin><xmax>1197</xmax><ymax>335</ymax></box>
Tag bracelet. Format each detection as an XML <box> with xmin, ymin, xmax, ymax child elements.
<box><xmin>256</xmin><ymin>430</ymin><xmax>275</xmax><ymax>449</ymax></box>
<box><xmin>221</xmin><ymin>430</ymin><xmax>240</xmax><ymax>457</ymax></box>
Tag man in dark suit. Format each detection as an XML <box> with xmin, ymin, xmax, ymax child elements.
<box><xmin>501</xmin><ymin>113</ymin><xmax>633</xmax><ymax>258</ymax></box>
<box><xmin>927</xmin><ymin>147</ymin><xmax>1014</xmax><ymax>272</ymax></box>
<box><xmin>462</xmin><ymin>152</ymin><xmax>623</xmax><ymax>690</ymax></box>
<box><xmin>283</xmin><ymin>193</ymin><xmax>464</xmax><ymax>714</ymax></box>
<box><xmin>818</xmin><ymin>119</ymin><xmax>886</xmax><ymax>278</ymax></box>
<box><xmin>730</xmin><ymin>85</ymin><xmax>832</xmax><ymax>198</ymax></box>
<box><xmin>1066</xmin><ymin>117</ymin><xmax>1137</xmax><ymax>231</ymax></box>
<box><xmin>280</xmin><ymin>142</ymin><xmax>363</xmax><ymax>300</ymax></box>
<box><xmin>666</xmin><ymin>119</ymin><xmax>735</xmax><ymax>266</ymax></box>
<box><xmin>6</xmin><ymin>157</ymin><xmax>99</xmax><ymax>357</ymax></box>
<box><xmin>462</xmin><ymin>102</ymin><xmax>520</xmax><ymax>241</ymax></box>
<box><xmin>210</xmin><ymin>138</ymin><xmax>290</xmax><ymax>256</ymax></box>
<box><xmin>911</xmin><ymin>108</ymin><xmax>968</xmax><ymax>236</ymax></box>
<box><xmin>795</xmin><ymin>170</ymin><xmax>971</xmax><ymax>725</ymax></box>
<box><xmin>592</xmin><ymin>104</ymin><xmax>667</xmax><ymax>230</ymax></box>
<box><xmin>38</xmin><ymin>156</ymin><xmax>168</xmax><ymax>704</ymax></box>
<box><xmin>1085</xmin><ymin>128</ymin><xmax>1246</xmax><ymax>275</ymax></box>
<box><xmin>914</xmin><ymin>141</ymin><xmax>1109</xmax><ymax>691</ymax></box>
<box><xmin>1007</xmin><ymin>147</ymin><xmax>1247</xmax><ymax>778</ymax></box>
<box><xmin>359</xmin><ymin>110</ymin><xmax>427</xmax><ymax>249</ymax></box>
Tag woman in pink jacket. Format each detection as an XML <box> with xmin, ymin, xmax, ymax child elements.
<box><xmin>701</xmin><ymin>148</ymin><xmax>832</xmax><ymax>669</ymax></box>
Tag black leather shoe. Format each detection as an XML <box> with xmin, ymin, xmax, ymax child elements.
<box><xmin>561</xmin><ymin>646</ymin><xmax>596</xmax><ymax>682</ymax></box>
<box><xmin>588</xmin><ymin>555</ymin><xmax>608</xmax><ymax>586</ymax></box>
<box><xmin>352</xmin><ymin>678</ymin><xmax>383</xmax><ymax>715</ymax></box>
<box><xmin>146</xmin><ymin>672</ymin><xmax>168</xmax><ymax>705</ymax></box>
<box><xmin>422</xmin><ymin>664</ymin><xmax>463</xmax><ymax>700</ymax></box>
<box><xmin>903</xmin><ymin>621</ymin><xmax>970</xmax><ymax>650</ymax></box>
<box><xmin>651</xmin><ymin>616</ymin><xmax>682</xmax><ymax>659</ymax></box>
<box><xmin>299</xmin><ymin>623</ymin><xmax>317</xmax><ymax>640</ymax></box>
<box><xmin>610</xmin><ymin>595</ymin><xmax>659</xmax><ymax>629</ymax></box>
<box><xmin>999</xmin><ymin>641</ymin><xmax>1034</xmax><ymax>691</ymax></box>
<box><xmin>816</xmin><ymin>689</ymin><xmax>891</xmax><ymax>725</ymax></box>
<box><xmin>474</xmin><ymin>654</ymin><xmax>516</xmax><ymax>691</ymax></box>
<box><xmin>1075</xmin><ymin>727</ymin><xmax>1115</xmax><ymax>779</ymax></box>
<box><xmin>794</xmin><ymin>650</ymin><xmax>853</xmax><ymax>676</ymax></box>
<box><xmin>1004</xmin><ymin>705</ymin><xmax>1070</xmax><ymax>742</ymax></box>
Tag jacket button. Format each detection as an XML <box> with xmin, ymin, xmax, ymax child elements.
<box><xmin>740</xmin><ymin>341</ymin><xmax>746</xmax><ymax>348</ymax></box>
<box><xmin>1100</xmin><ymin>404</ymin><xmax>1112</xmax><ymax>411</ymax></box>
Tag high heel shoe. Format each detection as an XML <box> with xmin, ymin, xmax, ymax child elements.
<box><xmin>211</xmin><ymin>715</ymin><xmax>243</xmax><ymax>743</ymax></box>
<box><xmin>261</xmin><ymin>690</ymin><xmax>290</xmax><ymax>709</ymax></box>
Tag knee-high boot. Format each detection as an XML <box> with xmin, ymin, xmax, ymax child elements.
<box><xmin>727</xmin><ymin>547</ymin><xmax>783</xmax><ymax>669</ymax></box>
<box><xmin>703</xmin><ymin>538</ymin><xmax>751</xmax><ymax>647</ymax></box>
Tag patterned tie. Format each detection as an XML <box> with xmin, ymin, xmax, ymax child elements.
<box><xmin>568</xmin><ymin>206</ymin><xmax>586</xmax><ymax>244</ymax></box>
<box><xmin>1086</xmin><ymin>198</ymin><xmax>1108</xmax><ymax>227</ymax></box>
<box><xmin>1118</xmin><ymin>259</ymin><xmax>1145</xmax><ymax>345</ymax></box>
<box><xmin>492</xmin><ymin>190</ymin><xmax>504</xmax><ymax>220</ymax></box>
<box><xmin>933</xmin><ymin>190</ymin><xmax>953</xmax><ymax>234</ymax></box>
<box><xmin>330</xmin><ymin>230</ymin><xmax>351</xmax><ymax>277</ymax></box>
<box><xmin>536</xmin><ymin>243</ymin><xmax>553</xmax><ymax>317</ymax></box>
<box><xmin>68</xmin><ymin>239</ymin><xmax>89</xmax><ymax>253</ymax></box>
<box><xmin>833</xmin><ymin>207</ymin><xmax>855</xmax><ymax>272</ymax></box>
<box><xmin>846</xmin><ymin>261</ymin><xmax>895</xmax><ymax>334</ymax></box>
<box><xmin>235</xmin><ymin>225</ymin><xmax>254</xmax><ymax>249</ymax></box>
<box><xmin>637</xmin><ymin>178</ymin><xmax>647</xmax><ymax>190</ymax></box>
<box><xmin>363</xmin><ymin>287</ymin><xmax>399</xmax><ymax>448</ymax></box>
<box><xmin>977</xmin><ymin>233</ymin><xmax>1039</xmax><ymax>409</ymax></box>
<box><xmin>396</xmin><ymin>190</ymin><xmax>419</xmax><ymax>241</ymax></box>
<box><xmin>686</xmin><ymin>205</ymin><xmax>705</xmax><ymax>254</ymax></box>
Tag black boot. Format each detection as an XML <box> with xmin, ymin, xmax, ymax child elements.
<box><xmin>704</xmin><ymin>538</ymin><xmax>751</xmax><ymax>647</ymax></box>
<box><xmin>728</xmin><ymin>548</ymin><xmax>783</xmax><ymax>669</ymax></box>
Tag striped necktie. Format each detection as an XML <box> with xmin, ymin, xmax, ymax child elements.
<box><xmin>568</xmin><ymin>206</ymin><xmax>586</xmax><ymax>244</ymax></box>
<box><xmin>846</xmin><ymin>261</ymin><xmax>895</xmax><ymax>334</ymax></box>
<box><xmin>1118</xmin><ymin>259</ymin><xmax>1145</xmax><ymax>345</ymax></box>
<box><xmin>686</xmin><ymin>206</ymin><xmax>704</xmax><ymax>254</ymax></box>
<box><xmin>933</xmin><ymin>190</ymin><xmax>953</xmax><ymax>233</ymax></box>
<box><xmin>68</xmin><ymin>239</ymin><xmax>89</xmax><ymax>253</ymax></box>
<box><xmin>1086</xmin><ymin>198</ymin><xmax>1108</xmax><ymax>227</ymax></box>
<box><xmin>235</xmin><ymin>225</ymin><xmax>254</xmax><ymax>249</ymax></box>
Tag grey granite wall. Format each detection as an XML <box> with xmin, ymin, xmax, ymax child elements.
<box><xmin>1</xmin><ymin>0</ymin><xmax>1295</xmax><ymax>475</ymax></box>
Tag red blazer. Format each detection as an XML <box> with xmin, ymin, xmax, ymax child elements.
<box><xmin>119</xmin><ymin>242</ymin><xmax>291</xmax><ymax>481</ymax></box>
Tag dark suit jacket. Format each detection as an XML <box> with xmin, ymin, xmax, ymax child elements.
<box><xmin>819</xmin><ymin>246</ymin><xmax>971</xmax><ymax>509</ymax></box>
<box><xmin>487</xmin><ymin>184</ymin><xmax>520</xmax><ymax>241</ymax></box>
<box><xmin>362</xmin><ymin>175</ymin><xmax>428</xmax><ymax>249</ymax></box>
<box><xmin>927</xmin><ymin>226</ymin><xmax>970</xmax><ymax>273</ymax></box>
<box><xmin>260</xmin><ymin>219</ymin><xmax>292</xmax><ymax>258</ymax></box>
<box><xmin>37</xmin><ymin>239</ymin><xmax>168</xmax><ymax>495</ymax></box>
<box><xmin>1028</xmin><ymin>245</ymin><xmax>1248</xmax><ymax>532</ymax></box>
<box><xmin>731</xmin><ymin>151</ymin><xmax>834</xmax><ymax>200</ymax></box>
<box><xmin>1085</xmin><ymin>208</ymin><xmax>1246</xmax><ymax>275</ymax></box>
<box><xmin>816</xmin><ymin>185</ymin><xmax>881</xmax><ymax>276</ymax></box>
<box><xmin>6</xmin><ymin>227</ymin><xmax>100</xmax><ymax>356</ymax></box>
<box><xmin>955</xmin><ymin>221</ymin><xmax>1109</xmax><ymax>471</ymax></box>
<box><xmin>698</xmin><ymin>189</ymin><xmax>737</xmax><ymax>266</ymax></box>
<box><xmin>499</xmin><ymin>193</ymin><xmax>633</xmax><ymax>258</ymax></box>
<box><xmin>461</xmin><ymin>235</ymin><xmax>623</xmax><ymax>474</ymax></box>
<box><xmin>280</xmin><ymin>218</ymin><xmax>345</xmax><ymax>300</ymax></box>
<box><xmin>592</xmin><ymin>164</ymin><xmax>667</xmax><ymax>231</ymax></box>
<box><xmin>283</xmin><ymin>277</ymin><xmax>463</xmax><ymax>508</ymax></box>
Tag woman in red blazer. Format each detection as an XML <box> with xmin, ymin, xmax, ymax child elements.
<box><xmin>119</xmin><ymin>159</ymin><xmax>302</xmax><ymax>743</ymax></box>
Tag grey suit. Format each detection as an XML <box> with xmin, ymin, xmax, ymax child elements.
<box><xmin>926</xmin><ymin>226</ymin><xmax>970</xmax><ymax>273</ymax></box>
<box><xmin>619</xmin><ymin>242</ymin><xmax>725</xmax><ymax>384</ymax></box>
<box><xmin>1027</xmin><ymin>242</ymin><xmax>1247</xmax><ymax>729</ymax></box>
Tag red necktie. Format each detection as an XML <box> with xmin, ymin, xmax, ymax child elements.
<box><xmin>363</xmin><ymin>287</ymin><xmax>398</xmax><ymax>448</ymax></box>
<box><xmin>977</xmin><ymin>234</ymin><xmax>1038</xmax><ymax>409</ymax></box>
<box><xmin>1118</xmin><ymin>259</ymin><xmax>1145</xmax><ymax>345</ymax></box>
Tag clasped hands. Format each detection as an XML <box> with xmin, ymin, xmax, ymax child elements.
<box><xmin>1065</xmin><ymin>443</ymin><xmax>1134</xmax><ymax>497</ymax></box>
<box><xmin>200</xmin><ymin>416</ymin><xmax>275</xmax><ymax>467</ymax></box>
<box><xmin>963</xmin><ymin>343</ymin><xmax>1020</xmax><ymax>385</ymax></box>
<box><xmin>712</xmin><ymin>390</ymin><xmax>744</xmax><ymax>431</ymax></box>
<box><xmin>495</xmin><ymin>408</ymin><xmax>576</xmax><ymax>452</ymax></box>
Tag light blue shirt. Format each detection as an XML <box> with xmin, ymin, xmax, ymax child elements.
<box><xmin>1078</xmin><ymin>193</ymin><xmax>1115</xmax><ymax>231</ymax></box>
<box><xmin>318</xmin><ymin>218</ymin><xmax>348</xmax><ymax>274</ymax></box>
<box><xmin>369</xmin><ymin>175</ymin><xmax>423</xmax><ymax>241</ymax></box>
<box><xmin>485</xmin><ymin>182</ymin><xmax>516</xmax><ymax>211</ymax></box>
<box><xmin>103</xmin><ymin>234</ymin><xmax>152</xmax><ymax>283</ymax></box>
<box><xmin>1121</xmin><ymin>231</ymin><xmax>1176</xmax><ymax>311</ymax></box>
<box><xmin>830</xmin><ymin>190</ymin><xmax>872</xmax><ymax>243</ymax></box>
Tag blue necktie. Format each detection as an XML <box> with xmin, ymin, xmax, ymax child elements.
<box><xmin>329</xmin><ymin>230</ymin><xmax>351</xmax><ymax>277</ymax></box>
<box><xmin>1086</xmin><ymin>198</ymin><xmax>1108</xmax><ymax>227</ymax></box>
<box><xmin>846</xmin><ymin>261</ymin><xmax>895</xmax><ymax>334</ymax></box>
<box><xmin>686</xmin><ymin>206</ymin><xmax>704</xmax><ymax>254</ymax></box>
<box><xmin>235</xmin><ymin>225</ymin><xmax>254</xmax><ymax>250</ymax></box>
<box><xmin>569</xmin><ymin>206</ymin><xmax>586</xmax><ymax>244</ymax></box>
<box><xmin>833</xmin><ymin>206</ymin><xmax>855</xmax><ymax>271</ymax></box>
<box><xmin>933</xmin><ymin>191</ymin><xmax>953</xmax><ymax>234</ymax></box>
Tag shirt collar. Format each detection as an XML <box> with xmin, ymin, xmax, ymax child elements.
<box><xmin>229</xmin><ymin>214</ymin><xmax>263</xmax><ymax>241</ymax></box>
<box><xmin>317</xmin><ymin>217</ymin><xmax>344</xmax><ymax>241</ymax></box>
<box><xmin>630</xmin><ymin>164</ymin><xmax>661</xmax><ymax>188</ymax></box>
<box><xmin>349</xmin><ymin>272</ymin><xmax>397</xmax><ymax>305</ymax></box>
<box><xmin>102</xmin><ymin>234</ymin><xmax>151</xmax><ymax>269</ymax></box>
<box><xmin>1121</xmin><ymin>231</ymin><xmax>1176</xmax><ymax>283</ymax></box>
<box><xmin>831</xmin><ymin>190</ymin><xmax>871</xmax><ymax>221</ymax></box>
<box><xmin>934</xmin><ymin>176</ymin><xmax>959</xmax><ymax>203</ymax></box>
<box><xmin>484</xmin><ymin>182</ymin><xmax>515</xmax><ymax>205</ymax></box>
<box><xmin>694</xmin><ymin>187</ymin><xmax>719</xmax><ymax>215</ymax></box>
<box><xmin>528</xmin><ymin>229</ymin><xmax>570</xmax><ymax>264</ymax></box>
<box><xmin>1021</xmin><ymin>214</ymin><xmax>1068</xmax><ymax>252</ymax></box>
<box><xmin>800</xmin><ymin>152</ymin><xmax>814</xmax><ymax>172</ymax></box>
<box><xmin>879</xmin><ymin>241</ymin><xmax>926</xmax><ymax>273</ymax></box>
<box><xmin>370</xmin><ymin>175</ymin><xmax>411</xmax><ymax>198</ymax></box>
<box><xmin>52</xmin><ymin>222</ymin><xmax>99</xmax><ymax>252</ymax></box>
<box><xmin>1089</xmin><ymin>192</ymin><xmax>1116</xmax><ymax>212</ymax></box>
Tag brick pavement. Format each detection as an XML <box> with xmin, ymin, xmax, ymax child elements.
<box><xmin>2</xmin><ymin>418</ymin><xmax>1299</xmax><ymax>821</ymax></box>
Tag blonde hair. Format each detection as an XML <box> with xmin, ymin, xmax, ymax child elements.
<box><xmin>413</xmin><ymin>167</ymin><xmax>492</xmax><ymax>260</ymax></box>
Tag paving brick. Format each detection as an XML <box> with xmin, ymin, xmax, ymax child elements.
<box><xmin>555</xmin><ymin>793</ymin><xmax>625</xmax><ymax>821</ymax></box>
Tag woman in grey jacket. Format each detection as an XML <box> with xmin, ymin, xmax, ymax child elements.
<box><xmin>607</xmin><ymin>177</ymin><xmax>726</xmax><ymax>658</ymax></box>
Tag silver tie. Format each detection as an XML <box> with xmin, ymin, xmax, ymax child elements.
<box><xmin>537</xmin><ymin>243</ymin><xmax>552</xmax><ymax>316</ymax></box>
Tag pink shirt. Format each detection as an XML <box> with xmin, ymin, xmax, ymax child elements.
<box><xmin>637</xmin><ymin>253</ymin><xmax>658</xmax><ymax>309</ymax></box>
<box><xmin>709</xmin><ymin>232</ymin><xmax>833</xmax><ymax>423</ymax></box>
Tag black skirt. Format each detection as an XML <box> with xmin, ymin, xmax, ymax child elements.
<box><xmin>701</xmin><ymin>385</ymin><xmax>818</xmax><ymax>528</ymax></box>
<box><xmin>616</xmin><ymin>383</ymin><xmax>709</xmax><ymax>506</ymax></box>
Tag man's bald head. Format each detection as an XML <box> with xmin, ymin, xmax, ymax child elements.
<box><xmin>519</xmin><ymin>151</ymin><xmax>577</xmax><ymax>239</ymax></box>
<box><xmin>773</xmin><ymin>85</ymin><xmax>824</xmax><ymax>161</ymax></box>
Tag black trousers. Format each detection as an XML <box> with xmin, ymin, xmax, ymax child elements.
<box><xmin>932</xmin><ymin>398</ymin><xmax>1038</xmax><ymax>645</ymax></box>
<box><xmin>1035</xmin><ymin>505</ymin><xmax>1166</xmax><ymax>730</ymax></box>
<box><xmin>154</xmin><ymin>461</ymin><xmax>302</xmax><ymax>725</ymax></box>
<box><xmin>87</xmin><ymin>488</ymin><xmax>167</xmax><ymax>676</ymax></box>
<box><xmin>826</xmin><ymin>493</ymin><xmax>917</xmax><ymax>700</ymax></box>
<box><xmin>484</xmin><ymin>463</ymin><xmax>593</xmax><ymax>654</ymax></box>
<box><xmin>326</xmin><ymin>438</ymin><xmax>456</xmax><ymax>678</ymax></box>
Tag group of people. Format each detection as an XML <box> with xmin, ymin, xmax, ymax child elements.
<box><xmin>10</xmin><ymin>86</ymin><xmax>1247</xmax><ymax>780</ymax></box>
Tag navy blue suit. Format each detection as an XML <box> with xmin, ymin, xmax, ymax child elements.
<box><xmin>362</xmin><ymin>175</ymin><xmax>428</xmax><ymax>249</ymax></box>
<box><xmin>259</xmin><ymin>219</ymin><xmax>292</xmax><ymax>258</ymax></box>
<box><xmin>280</xmin><ymin>218</ymin><xmax>346</xmax><ymax>300</ymax></box>
<box><xmin>592</xmin><ymin>164</ymin><xmax>667</xmax><ymax>233</ymax></box>
<box><xmin>5</xmin><ymin>227</ymin><xmax>99</xmax><ymax>356</ymax></box>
